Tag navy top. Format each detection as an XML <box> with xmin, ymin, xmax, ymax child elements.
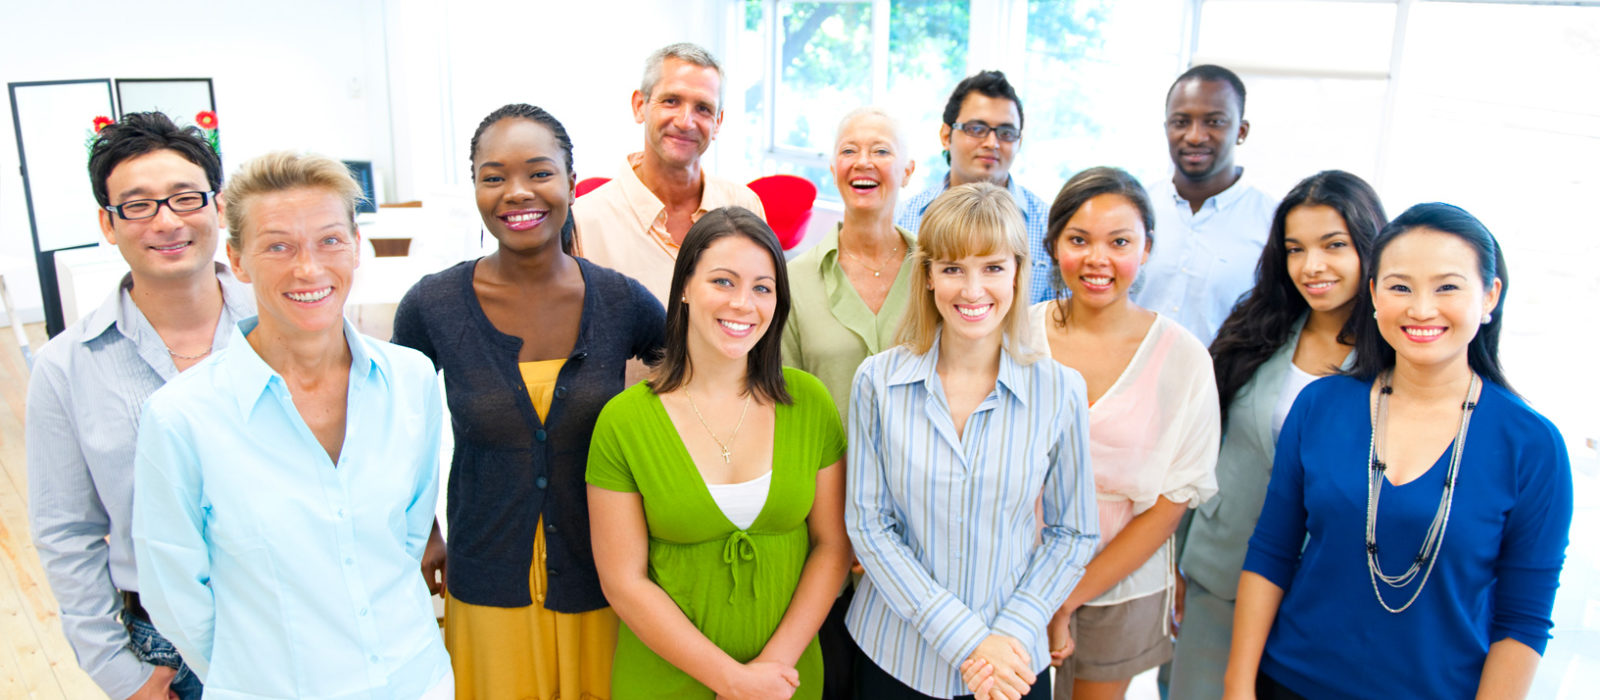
<box><xmin>1244</xmin><ymin>375</ymin><xmax>1571</xmax><ymax>699</ymax></box>
<box><xmin>392</xmin><ymin>257</ymin><xmax>665</xmax><ymax>611</ymax></box>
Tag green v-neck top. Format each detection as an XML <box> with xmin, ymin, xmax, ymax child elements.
<box><xmin>587</xmin><ymin>367</ymin><xmax>845</xmax><ymax>699</ymax></box>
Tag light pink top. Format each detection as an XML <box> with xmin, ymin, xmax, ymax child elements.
<box><xmin>1030</xmin><ymin>304</ymin><xmax>1221</xmax><ymax>604</ymax></box>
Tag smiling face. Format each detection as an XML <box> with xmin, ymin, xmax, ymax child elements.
<box><xmin>98</xmin><ymin>149</ymin><xmax>224</xmax><ymax>282</ymax></box>
<box><xmin>228</xmin><ymin>187</ymin><xmax>360</xmax><ymax>340</ymax></box>
<box><xmin>941</xmin><ymin>93</ymin><xmax>1021</xmax><ymax>187</ymax></box>
<box><xmin>1371</xmin><ymin>227</ymin><xmax>1501</xmax><ymax>375</ymax></box>
<box><xmin>1165</xmin><ymin>78</ymin><xmax>1248</xmax><ymax>182</ymax></box>
<box><xmin>1284</xmin><ymin>203</ymin><xmax>1363</xmax><ymax>316</ymax></box>
<box><xmin>832</xmin><ymin>112</ymin><xmax>914</xmax><ymax>215</ymax></box>
<box><xmin>473</xmin><ymin>118</ymin><xmax>574</xmax><ymax>254</ymax></box>
<box><xmin>1052</xmin><ymin>193</ymin><xmax>1150</xmax><ymax>308</ymax></box>
<box><xmin>928</xmin><ymin>251</ymin><xmax>1017</xmax><ymax>346</ymax></box>
<box><xmin>633</xmin><ymin>57</ymin><xmax>723</xmax><ymax>170</ymax></box>
<box><xmin>682</xmin><ymin>234</ymin><xmax>778</xmax><ymax>363</ymax></box>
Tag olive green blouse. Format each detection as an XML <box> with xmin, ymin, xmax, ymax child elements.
<box><xmin>781</xmin><ymin>223</ymin><xmax>915</xmax><ymax>422</ymax></box>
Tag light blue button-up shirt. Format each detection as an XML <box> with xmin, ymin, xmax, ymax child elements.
<box><xmin>1131</xmin><ymin>173</ymin><xmax>1278</xmax><ymax>347</ymax></box>
<box><xmin>132</xmin><ymin>317</ymin><xmax>450</xmax><ymax>700</ymax></box>
<box><xmin>26</xmin><ymin>265</ymin><xmax>252</xmax><ymax>700</ymax></box>
<box><xmin>845</xmin><ymin>338</ymin><xmax>1099</xmax><ymax>698</ymax></box>
<box><xmin>897</xmin><ymin>174</ymin><xmax>1057</xmax><ymax>306</ymax></box>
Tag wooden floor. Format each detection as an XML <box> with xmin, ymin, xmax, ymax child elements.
<box><xmin>0</xmin><ymin>322</ymin><xmax>109</xmax><ymax>700</ymax></box>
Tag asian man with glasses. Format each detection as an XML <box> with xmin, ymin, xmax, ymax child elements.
<box><xmin>27</xmin><ymin>111</ymin><xmax>253</xmax><ymax>700</ymax></box>
<box><xmin>896</xmin><ymin>70</ymin><xmax>1056</xmax><ymax>304</ymax></box>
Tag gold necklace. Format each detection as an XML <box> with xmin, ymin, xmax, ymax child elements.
<box><xmin>683</xmin><ymin>388</ymin><xmax>752</xmax><ymax>464</ymax></box>
<box><xmin>841</xmin><ymin>243</ymin><xmax>901</xmax><ymax>278</ymax></box>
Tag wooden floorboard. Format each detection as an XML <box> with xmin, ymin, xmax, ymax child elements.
<box><xmin>0</xmin><ymin>323</ymin><xmax>107</xmax><ymax>699</ymax></box>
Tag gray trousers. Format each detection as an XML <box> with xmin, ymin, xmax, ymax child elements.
<box><xmin>1167</xmin><ymin>576</ymin><xmax>1235</xmax><ymax>700</ymax></box>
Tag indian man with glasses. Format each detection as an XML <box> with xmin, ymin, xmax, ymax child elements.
<box><xmin>896</xmin><ymin>70</ymin><xmax>1054</xmax><ymax>304</ymax></box>
<box><xmin>27</xmin><ymin>111</ymin><xmax>252</xmax><ymax>700</ymax></box>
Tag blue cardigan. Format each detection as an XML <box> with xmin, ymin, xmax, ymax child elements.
<box><xmin>392</xmin><ymin>257</ymin><xmax>664</xmax><ymax>611</ymax></box>
<box><xmin>1243</xmin><ymin>374</ymin><xmax>1571</xmax><ymax>698</ymax></box>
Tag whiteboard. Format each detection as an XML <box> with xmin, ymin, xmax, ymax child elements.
<box><xmin>116</xmin><ymin>79</ymin><xmax>215</xmax><ymax>129</ymax></box>
<box><xmin>9</xmin><ymin>80</ymin><xmax>116</xmax><ymax>252</ymax></box>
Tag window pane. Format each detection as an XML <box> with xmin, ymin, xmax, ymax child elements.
<box><xmin>1197</xmin><ymin>0</ymin><xmax>1395</xmax><ymax>75</ymax></box>
<box><xmin>885</xmin><ymin>0</ymin><xmax>971</xmax><ymax>197</ymax></box>
<box><xmin>774</xmin><ymin>1</ymin><xmax>875</xmax><ymax>154</ymax></box>
<box><xmin>1234</xmin><ymin>74</ymin><xmax>1387</xmax><ymax>196</ymax></box>
<box><xmin>1014</xmin><ymin>0</ymin><xmax>1189</xmax><ymax>195</ymax></box>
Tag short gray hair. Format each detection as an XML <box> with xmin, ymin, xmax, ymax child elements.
<box><xmin>835</xmin><ymin>106</ymin><xmax>908</xmax><ymax>154</ymax></box>
<box><xmin>640</xmin><ymin>42</ymin><xmax>724</xmax><ymax>108</ymax></box>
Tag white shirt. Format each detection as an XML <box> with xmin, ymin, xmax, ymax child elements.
<box><xmin>1132</xmin><ymin>173</ymin><xmax>1277</xmax><ymax>347</ymax></box>
<box><xmin>1030</xmin><ymin>305</ymin><xmax>1221</xmax><ymax>604</ymax></box>
<box><xmin>1274</xmin><ymin>362</ymin><xmax>1321</xmax><ymax>442</ymax></box>
<box><xmin>705</xmin><ymin>471</ymin><xmax>773</xmax><ymax>531</ymax></box>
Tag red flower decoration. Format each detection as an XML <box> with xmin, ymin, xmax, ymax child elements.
<box><xmin>195</xmin><ymin>111</ymin><xmax>218</xmax><ymax>129</ymax></box>
<box><xmin>93</xmin><ymin>116</ymin><xmax>114</xmax><ymax>132</ymax></box>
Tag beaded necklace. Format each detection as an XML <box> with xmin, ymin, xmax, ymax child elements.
<box><xmin>1364</xmin><ymin>371</ymin><xmax>1480</xmax><ymax>613</ymax></box>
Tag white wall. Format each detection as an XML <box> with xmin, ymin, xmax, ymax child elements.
<box><xmin>0</xmin><ymin>0</ymin><xmax>394</xmax><ymax>324</ymax></box>
<box><xmin>385</xmin><ymin>0</ymin><xmax>732</xmax><ymax>205</ymax></box>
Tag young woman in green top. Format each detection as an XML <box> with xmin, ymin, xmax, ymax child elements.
<box><xmin>588</xmin><ymin>207</ymin><xmax>853</xmax><ymax>700</ymax></box>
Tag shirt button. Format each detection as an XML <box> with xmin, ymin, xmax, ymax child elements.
<box><xmin>370</xmin><ymin>654</ymin><xmax>379</xmax><ymax>663</ymax></box>
<box><xmin>360</xmin><ymin>607</ymin><xmax>368</xmax><ymax>616</ymax></box>
<box><xmin>337</xmin><ymin>508</ymin><xmax>345</xmax><ymax>518</ymax></box>
<box><xmin>536</xmin><ymin>476</ymin><xmax>548</xmax><ymax>489</ymax></box>
<box><xmin>549</xmin><ymin>568</ymin><xmax>560</xmax><ymax>577</ymax></box>
<box><xmin>345</xmin><ymin>557</ymin><xmax>354</xmax><ymax>566</ymax></box>
<box><xmin>545</xmin><ymin>522</ymin><xmax>557</xmax><ymax>534</ymax></box>
<box><xmin>554</xmin><ymin>387</ymin><xmax>568</xmax><ymax>399</ymax></box>
<box><xmin>535</xmin><ymin>429</ymin><xmax>547</xmax><ymax>442</ymax></box>
<box><xmin>1170</xmin><ymin>306</ymin><xmax>1179</xmax><ymax>312</ymax></box>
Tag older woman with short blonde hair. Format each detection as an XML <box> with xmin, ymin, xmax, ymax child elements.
<box><xmin>133</xmin><ymin>151</ymin><xmax>453</xmax><ymax>700</ymax></box>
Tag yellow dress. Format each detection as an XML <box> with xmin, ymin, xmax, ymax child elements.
<box><xmin>444</xmin><ymin>359</ymin><xmax>619</xmax><ymax>700</ymax></box>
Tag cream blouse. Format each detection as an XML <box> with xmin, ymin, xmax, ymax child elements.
<box><xmin>1030</xmin><ymin>303</ymin><xmax>1221</xmax><ymax>605</ymax></box>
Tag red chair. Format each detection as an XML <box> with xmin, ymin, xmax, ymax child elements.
<box><xmin>746</xmin><ymin>175</ymin><xmax>817</xmax><ymax>250</ymax></box>
<box><xmin>575</xmin><ymin>177</ymin><xmax>611</xmax><ymax>197</ymax></box>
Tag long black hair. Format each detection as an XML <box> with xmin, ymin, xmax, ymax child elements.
<box><xmin>1346</xmin><ymin>202</ymin><xmax>1512</xmax><ymax>392</ymax></box>
<box><xmin>651</xmin><ymin>207</ymin><xmax>793</xmax><ymax>405</ymax></box>
<box><xmin>1210</xmin><ymin>170</ymin><xmax>1386</xmax><ymax>425</ymax></box>
<box><xmin>468</xmin><ymin>103</ymin><xmax>576</xmax><ymax>255</ymax></box>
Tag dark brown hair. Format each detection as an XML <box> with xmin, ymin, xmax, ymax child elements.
<box><xmin>651</xmin><ymin>207</ymin><xmax>793</xmax><ymax>405</ymax></box>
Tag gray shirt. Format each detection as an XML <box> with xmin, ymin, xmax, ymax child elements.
<box><xmin>27</xmin><ymin>264</ymin><xmax>252</xmax><ymax>699</ymax></box>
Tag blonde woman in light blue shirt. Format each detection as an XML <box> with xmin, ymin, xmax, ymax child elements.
<box><xmin>132</xmin><ymin>152</ymin><xmax>452</xmax><ymax>700</ymax></box>
<box><xmin>846</xmin><ymin>182</ymin><xmax>1098</xmax><ymax>700</ymax></box>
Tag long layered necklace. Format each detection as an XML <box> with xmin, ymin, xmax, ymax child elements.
<box><xmin>1364</xmin><ymin>371</ymin><xmax>1480</xmax><ymax>613</ymax></box>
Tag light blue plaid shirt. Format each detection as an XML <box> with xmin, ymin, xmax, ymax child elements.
<box><xmin>845</xmin><ymin>338</ymin><xmax>1099</xmax><ymax>697</ymax></box>
<box><xmin>26</xmin><ymin>265</ymin><xmax>252</xmax><ymax>699</ymax></box>
<box><xmin>897</xmin><ymin>174</ymin><xmax>1056</xmax><ymax>306</ymax></box>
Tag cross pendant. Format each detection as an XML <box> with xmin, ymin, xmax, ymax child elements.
<box><xmin>720</xmin><ymin>447</ymin><xmax>731</xmax><ymax>464</ymax></box>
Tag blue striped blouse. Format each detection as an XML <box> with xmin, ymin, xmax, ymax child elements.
<box><xmin>845</xmin><ymin>339</ymin><xmax>1099</xmax><ymax>698</ymax></box>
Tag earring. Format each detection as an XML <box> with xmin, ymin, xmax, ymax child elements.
<box><xmin>1373</xmin><ymin>310</ymin><xmax>1379</xmax><ymax>319</ymax></box>
<box><xmin>1481</xmin><ymin>312</ymin><xmax>1492</xmax><ymax>324</ymax></box>
<box><xmin>681</xmin><ymin>296</ymin><xmax>688</xmax><ymax>304</ymax></box>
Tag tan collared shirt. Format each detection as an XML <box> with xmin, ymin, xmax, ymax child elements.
<box><xmin>573</xmin><ymin>152</ymin><xmax>766</xmax><ymax>303</ymax></box>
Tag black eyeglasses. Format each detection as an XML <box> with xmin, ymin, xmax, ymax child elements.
<box><xmin>104</xmin><ymin>191</ymin><xmax>215</xmax><ymax>221</ymax></box>
<box><xmin>951</xmin><ymin>121</ymin><xmax>1021</xmax><ymax>143</ymax></box>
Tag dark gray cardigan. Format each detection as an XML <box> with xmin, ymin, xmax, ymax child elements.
<box><xmin>392</xmin><ymin>256</ymin><xmax>664</xmax><ymax>611</ymax></box>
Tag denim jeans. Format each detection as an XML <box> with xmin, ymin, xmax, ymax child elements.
<box><xmin>126</xmin><ymin>614</ymin><xmax>204</xmax><ymax>700</ymax></box>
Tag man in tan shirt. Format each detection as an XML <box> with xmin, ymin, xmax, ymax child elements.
<box><xmin>574</xmin><ymin>42</ymin><xmax>766</xmax><ymax>303</ymax></box>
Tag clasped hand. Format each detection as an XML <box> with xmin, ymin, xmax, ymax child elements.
<box><xmin>1047</xmin><ymin>607</ymin><xmax>1076</xmax><ymax>666</ymax></box>
<box><xmin>959</xmin><ymin>634</ymin><xmax>1035</xmax><ymax>700</ymax></box>
<box><xmin>716</xmin><ymin>658</ymin><xmax>800</xmax><ymax>700</ymax></box>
